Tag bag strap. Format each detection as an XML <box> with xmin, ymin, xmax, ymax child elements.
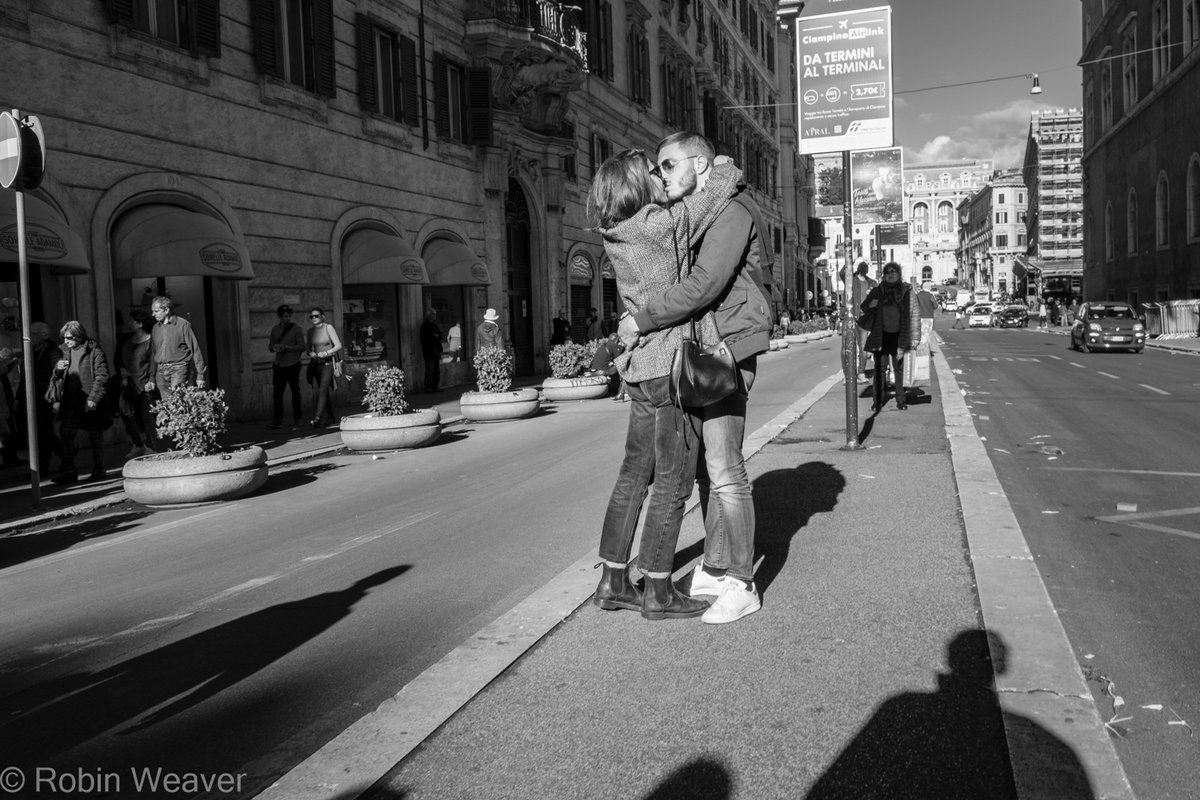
<box><xmin>670</xmin><ymin>203</ymin><xmax>705</xmax><ymax>345</ymax></box>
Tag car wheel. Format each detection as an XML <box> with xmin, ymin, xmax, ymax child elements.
<box><xmin>1079</xmin><ymin>341</ymin><xmax>1090</xmax><ymax>353</ymax></box>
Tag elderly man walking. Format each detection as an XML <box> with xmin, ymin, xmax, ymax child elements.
<box><xmin>145</xmin><ymin>296</ymin><xmax>207</xmax><ymax>396</ymax></box>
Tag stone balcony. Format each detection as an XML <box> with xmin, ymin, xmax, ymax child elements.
<box><xmin>467</xmin><ymin>0</ymin><xmax>588</xmax><ymax>65</ymax></box>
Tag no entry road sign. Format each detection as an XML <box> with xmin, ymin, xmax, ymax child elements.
<box><xmin>0</xmin><ymin>111</ymin><xmax>20</xmax><ymax>190</ymax></box>
<box><xmin>0</xmin><ymin>111</ymin><xmax>45</xmax><ymax>191</ymax></box>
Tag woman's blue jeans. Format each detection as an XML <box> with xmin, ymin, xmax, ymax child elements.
<box><xmin>598</xmin><ymin>375</ymin><xmax>701</xmax><ymax>574</ymax></box>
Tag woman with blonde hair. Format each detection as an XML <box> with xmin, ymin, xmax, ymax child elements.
<box><xmin>588</xmin><ymin>147</ymin><xmax>741</xmax><ymax>620</ymax></box>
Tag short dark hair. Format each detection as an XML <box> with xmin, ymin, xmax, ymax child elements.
<box><xmin>655</xmin><ymin>131</ymin><xmax>716</xmax><ymax>160</ymax></box>
<box><xmin>277</xmin><ymin>304</ymin><xmax>293</xmax><ymax>317</ymax></box>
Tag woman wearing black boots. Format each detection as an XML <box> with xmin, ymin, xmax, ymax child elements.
<box><xmin>861</xmin><ymin>263</ymin><xmax>921</xmax><ymax>412</ymax></box>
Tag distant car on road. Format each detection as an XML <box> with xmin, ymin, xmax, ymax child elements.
<box><xmin>1070</xmin><ymin>301</ymin><xmax>1146</xmax><ymax>353</ymax></box>
<box><xmin>996</xmin><ymin>305</ymin><xmax>1029</xmax><ymax>328</ymax></box>
<box><xmin>968</xmin><ymin>303</ymin><xmax>995</xmax><ymax>328</ymax></box>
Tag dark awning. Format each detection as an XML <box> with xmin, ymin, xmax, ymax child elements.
<box><xmin>423</xmin><ymin>239</ymin><xmax>491</xmax><ymax>285</ymax></box>
<box><xmin>343</xmin><ymin>228</ymin><xmax>428</xmax><ymax>284</ymax></box>
<box><xmin>0</xmin><ymin>192</ymin><xmax>90</xmax><ymax>275</ymax></box>
<box><xmin>111</xmin><ymin>204</ymin><xmax>255</xmax><ymax>280</ymax></box>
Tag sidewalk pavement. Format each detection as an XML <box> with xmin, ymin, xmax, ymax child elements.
<box><xmin>0</xmin><ymin>376</ymin><xmax>543</xmax><ymax>532</ymax></box>
<box><xmin>263</xmin><ymin>342</ymin><xmax>1133</xmax><ymax>800</ymax></box>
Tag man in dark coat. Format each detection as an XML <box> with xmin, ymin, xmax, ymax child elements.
<box><xmin>419</xmin><ymin>311</ymin><xmax>443</xmax><ymax>393</ymax></box>
<box><xmin>550</xmin><ymin>310</ymin><xmax>571</xmax><ymax>346</ymax></box>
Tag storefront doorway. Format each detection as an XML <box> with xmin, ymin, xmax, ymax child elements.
<box><xmin>505</xmin><ymin>180</ymin><xmax>534</xmax><ymax>375</ymax></box>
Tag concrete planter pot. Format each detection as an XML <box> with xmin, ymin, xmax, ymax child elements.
<box><xmin>783</xmin><ymin>334</ymin><xmax>807</xmax><ymax>343</ymax></box>
<box><xmin>459</xmin><ymin>388</ymin><xmax>541</xmax><ymax>421</ymax></box>
<box><xmin>542</xmin><ymin>375</ymin><xmax>610</xmax><ymax>401</ymax></box>
<box><xmin>772</xmin><ymin>339</ymin><xmax>789</xmax><ymax>349</ymax></box>
<box><xmin>339</xmin><ymin>409</ymin><xmax>442</xmax><ymax>451</ymax></box>
<box><xmin>768</xmin><ymin>340</ymin><xmax>780</xmax><ymax>351</ymax></box>
<box><xmin>123</xmin><ymin>446</ymin><xmax>268</xmax><ymax>507</ymax></box>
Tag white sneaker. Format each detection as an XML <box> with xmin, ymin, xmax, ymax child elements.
<box><xmin>701</xmin><ymin>577</ymin><xmax>761</xmax><ymax>624</ymax></box>
<box><xmin>687</xmin><ymin>564</ymin><xmax>725</xmax><ymax>597</ymax></box>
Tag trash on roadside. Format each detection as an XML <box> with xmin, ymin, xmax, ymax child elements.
<box><xmin>372</xmin><ymin>455</ymin><xmax>383</xmax><ymax>461</ymax></box>
<box><xmin>859</xmin><ymin>474</ymin><xmax>875</xmax><ymax>479</ymax></box>
<box><xmin>1084</xmin><ymin>653</ymin><xmax>1095</xmax><ymax>660</ymax></box>
<box><xmin>1042</xmin><ymin>510</ymin><xmax>1060</xmax><ymax>514</ymax></box>
<box><xmin>1048</xmin><ymin>456</ymin><xmax>1058</xmax><ymax>461</ymax></box>
<box><xmin>1116</xmin><ymin>502</ymin><xmax>1138</xmax><ymax>512</ymax></box>
<box><xmin>1141</xmin><ymin>704</ymin><xmax>1164</xmax><ymax>711</ymax></box>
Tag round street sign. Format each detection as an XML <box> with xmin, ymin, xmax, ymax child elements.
<box><xmin>20</xmin><ymin>115</ymin><xmax>45</xmax><ymax>191</ymax></box>
<box><xmin>0</xmin><ymin>111</ymin><xmax>21</xmax><ymax>190</ymax></box>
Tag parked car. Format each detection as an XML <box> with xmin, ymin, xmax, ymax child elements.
<box><xmin>1070</xmin><ymin>302</ymin><xmax>1146</xmax><ymax>353</ymax></box>
<box><xmin>996</xmin><ymin>305</ymin><xmax>1029</xmax><ymax>328</ymax></box>
<box><xmin>967</xmin><ymin>303</ymin><xmax>995</xmax><ymax>327</ymax></box>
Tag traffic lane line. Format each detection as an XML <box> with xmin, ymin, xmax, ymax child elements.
<box><xmin>1097</xmin><ymin>371</ymin><xmax>1120</xmax><ymax>379</ymax></box>
<box><xmin>1139</xmin><ymin>384</ymin><xmax>1171</xmax><ymax>395</ymax></box>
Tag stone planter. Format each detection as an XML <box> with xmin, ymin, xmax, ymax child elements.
<box><xmin>123</xmin><ymin>446</ymin><xmax>268</xmax><ymax>507</ymax></box>
<box><xmin>773</xmin><ymin>339</ymin><xmax>790</xmax><ymax>349</ymax></box>
<box><xmin>783</xmin><ymin>334</ymin><xmax>807</xmax><ymax>343</ymax></box>
<box><xmin>542</xmin><ymin>374</ymin><xmax>610</xmax><ymax>401</ymax></box>
<box><xmin>339</xmin><ymin>409</ymin><xmax>441</xmax><ymax>451</ymax></box>
<box><xmin>768</xmin><ymin>340</ymin><xmax>780</xmax><ymax>351</ymax></box>
<box><xmin>459</xmin><ymin>388</ymin><xmax>541</xmax><ymax>421</ymax></box>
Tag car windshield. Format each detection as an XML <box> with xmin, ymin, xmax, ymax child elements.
<box><xmin>1094</xmin><ymin>306</ymin><xmax>1135</xmax><ymax>319</ymax></box>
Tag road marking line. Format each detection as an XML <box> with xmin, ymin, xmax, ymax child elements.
<box><xmin>1139</xmin><ymin>384</ymin><xmax>1170</xmax><ymax>395</ymax></box>
<box><xmin>1121</xmin><ymin>521</ymin><xmax>1200</xmax><ymax>542</ymax></box>
<box><xmin>1097</xmin><ymin>371</ymin><xmax>1120</xmax><ymax>379</ymax></box>
<box><xmin>1069</xmin><ymin>362</ymin><xmax>1086</xmax><ymax>368</ymax></box>
<box><xmin>1049</xmin><ymin>355</ymin><xmax>1063</xmax><ymax>360</ymax></box>
<box><xmin>1095</xmin><ymin>506</ymin><xmax>1200</xmax><ymax>522</ymax></box>
<box><xmin>1047</xmin><ymin>468</ymin><xmax>1200</xmax><ymax>478</ymax></box>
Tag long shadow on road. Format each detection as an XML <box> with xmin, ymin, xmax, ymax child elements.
<box><xmin>0</xmin><ymin>566</ymin><xmax>410</xmax><ymax>765</ymax></box>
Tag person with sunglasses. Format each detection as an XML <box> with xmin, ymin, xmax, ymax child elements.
<box><xmin>305</xmin><ymin>308</ymin><xmax>343</xmax><ymax>428</ymax></box>
<box><xmin>860</xmin><ymin>262</ymin><xmax>922</xmax><ymax>411</ymax></box>
<box><xmin>47</xmin><ymin>321</ymin><xmax>110</xmax><ymax>484</ymax></box>
<box><xmin>588</xmin><ymin>147</ymin><xmax>741</xmax><ymax>621</ymax></box>
<box><xmin>615</xmin><ymin>131</ymin><xmax>774</xmax><ymax>625</ymax></box>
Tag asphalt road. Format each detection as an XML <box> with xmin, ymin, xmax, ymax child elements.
<box><xmin>0</xmin><ymin>339</ymin><xmax>843</xmax><ymax>799</ymax></box>
<box><xmin>939</xmin><ymin>321</ymin><xmax>1200</xmax><ymax>800</ymax></box>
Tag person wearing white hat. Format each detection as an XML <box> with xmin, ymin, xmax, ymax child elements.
<box><xmin>475</xmin><ymin>308</ymin><xmax>504</xmax><ymax>351</ymax></box>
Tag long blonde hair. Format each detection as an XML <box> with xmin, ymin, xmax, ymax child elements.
<box><xmin>587</xmin><ymin>149</ymin><xmax>660</xmax><ymax>229</ymax></box>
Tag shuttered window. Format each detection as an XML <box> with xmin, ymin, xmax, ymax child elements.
<box><xmin>253</xmin><ymin>0</ymin><xmax>336</xmax><ymax>97</ymax></box>
<box><xmin>356</xmin><ymin>14</ymin><xmax>417</xmax><ymax>124</ymax></box>
<box><xmin>433</xmin><ymin>53</ymin><xmax>491</xmax><ymax>145</ymax></box>
<box><xmin>104</xmin><ymin>0</ymin><xmax>221</xmax><ymax>56</ymax></box>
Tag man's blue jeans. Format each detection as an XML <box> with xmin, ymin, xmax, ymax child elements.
<box><xmin>697</xmin><ymin>357</ymin><xmax>757</xmax><ymax>584</ymax></box>
<box><xmin>598</xmin><ymin>375</ymin><xmax>701</xmax><ymax>574</ymax></box>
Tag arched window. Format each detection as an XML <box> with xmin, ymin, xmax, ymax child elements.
<box><xmin>1157</xmin><ymin>171</ymin><xmax>1171</xmax><ymax>247</ymax></box>
<box><xmin>921</xmin><ymin>265</ymin><xmax>933</xmax><ymax>281</ymax></box>
<box><xmin>912</xmin><ymin>202</ymin><xmax>929</xmax><ymax>234</ymax></box>
<box><xmin>1105</xmin><ymin>202</ymin><xmax>1114</xmax><ymax>261</ymax></box>
<box><xmin>937</xmin><ymin>201</ymin><xmax>955</xmax><ymax>233</ymax></box>
<box><xmin>1127</xmin><ymin>188</ymin><xmax>1138</xmax><ymax>254</ymax></box>
<box><xmin>1188</xmin><ymin>154</ymin><xmax>1200</xmax><ymax>241</ymax></box>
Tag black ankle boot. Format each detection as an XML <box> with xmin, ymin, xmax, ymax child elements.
<box><xmin>871</xmin><ymin>359</ymin><xmax>885</xmax><ymax>411</ymax></box>
<box><xmin>641</xmin><ymin>576</ymin><xmax>711</xmax><ymax>620</ymax></box>
<box><xmin>593</xmin><ymin>565</ymin><xmax>642</xmax><ymax>611</ymax></box>
<box><xmin>895</xmin><ymin>359</ymin><xmax>908</xmax><ymax>409</ymax></box>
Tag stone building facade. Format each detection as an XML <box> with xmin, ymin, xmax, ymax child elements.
<box><xmin>903</xmin><ymin>159</ymin><xmax>993</xmax><ymax>287</ymax></box>
<box><xmin>957</xmin><ymin>171</ymin><xmax>1028</xmax><ymax>299</ymax></box>
<box><xmin>1080</xmin><ymin>0</ymin><xmax>1200</xmax><ymax>304</ymax></box>
<box><xmin>1</xmin><ymin>0</ymin><xmax>812</xmax><ymax>420</ymax></box>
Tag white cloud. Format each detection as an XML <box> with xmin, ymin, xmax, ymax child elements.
<box><xmin>904</xmin><ymin>99</ymin><xmax>1057</xmax><ymax>170</ymax></box>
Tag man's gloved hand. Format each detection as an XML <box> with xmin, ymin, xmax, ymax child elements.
<box><xmin>617</xmin><ymin>315</ymin><xmax>641</xmax><ymax>350</ymax></box>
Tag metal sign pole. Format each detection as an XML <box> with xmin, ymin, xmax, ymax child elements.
<box><xmin>840</xmin><ymin>150</ymin><xmax>861</xmax><ymax>450</ymax></box>
<box><xmin>15</xmin><ymin>185</ymin><xmax>40</xmax><ymax>507</ymax></box>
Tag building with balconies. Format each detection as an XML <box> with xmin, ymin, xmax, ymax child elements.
<box><xmin>1080</xmin><ymin>0</ymin><xmax>1200</xmax><ymax>305</ymax></box>
<box><xmin>904</xmin><ymin>160</ymin><xmax>993</xmax><ymax>287</ymax></box>
<box><xmin>957</xmin><ymin>171</ymin><xmax>1028</xmax><ymax>299</ymax></box>
<box><xmin>1017</xmin><ymin>108</ymin><xmax>1083</xmax><ymax>302</ymax></box>
<box><xmin>1</xmin><ymin>0</ymin><xmax>813</xmax><ymax>419</ymax></box>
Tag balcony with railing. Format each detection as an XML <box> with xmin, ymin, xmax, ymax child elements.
<box><xmin>468</xmin><ymin>0</ymin><xmax>588</xmax><ymax>64</ymax></box>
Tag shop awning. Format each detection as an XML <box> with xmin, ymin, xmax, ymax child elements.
<box><xmin>343</xmin><ymin>228</ymin><xmax>428</xmax><ymax>284</ymax></box>
<box><xmin>111</xmin><ymin>204</ymin><xmax>255</xmax><ymax>280</ymax></box>
<box><xmin>423</xmin><ymin>239</ymin><xmax>491</xmax><ymax>285</ymax></box>
<box><xmin>0</xmin><ymin>192</ymin><xmax>90</xmax><ymax>274</ymax></box>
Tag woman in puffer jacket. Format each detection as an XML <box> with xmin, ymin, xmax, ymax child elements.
<box><xmin>587</xmin><ymin>150</ymin><xmax>740</xmax><ymax>621</ymax></box>
<box><xmin>48</xmin><ymin>320</ymin><xmax>110</xmax><ymax>483</ymax></box>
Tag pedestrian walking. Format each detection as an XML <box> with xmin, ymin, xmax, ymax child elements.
<box><xmin>146</xmin><ymin>295</ymin><xmax>206</xmax><ymax>397</ymax></box>
<box><xmin>591</xmin><ymin>145</ymin><xmax>742</xmax><ymax>621</ymax></box>
<box><xmin>446</xmin><ymin>319</ymin><xmax>463</xmax><ymax>362</ymax></box>
<box><xmin>48</xmin><ymin>321</ymin><xmax>110</xmax><ymax>484</ymax></box>
<box><xmin>1038</xmin><ymin>298</ymin><xmax>1048</xmax><ymax>329</ymax></box>
<box><xmin>617</xmin><ymin>130</ymin><xmax>772</xmax><ymax>624</ymax></box>
<box><xmin>305</xmin><ymin>307</ymin><xmax>343</xmax><ymax>428</ymax></box>
<box><xmin>117</xmin><ymin>310</ymin><xmax>156</xmax><ymax>456</ymax></box>
<box><xmin>550</xmin><ymin>310</ymin><xmax>571</xmax><ymax>346</ymax></box>
<box><xmin>420</xmin><ymin>310</ymin><xmax>444</xmax><ymax>393</ymax></box>
<box><xmin>952</xmin><ymin>305</ymin><xmax>964</xmax><ymax>329</ymax></box>
<box><xmin>585</xmin><ymin>307</ymin><xmax>601</xmax><ymax>340</ymax></box>
<box><xmin>861</xmin><ymin>262</ymin><xmax>921</xmax><ymax>412</ymax></box>
<box><xmin>267</xmin><ymin>304</ymin><xmax>306</xmax><ymax>428</ymax></box>
<box><xmin>475</xmin><ymin>308</ymin><xmax>504</xmax><ymax>351</ymax></box>
<box><xmin>916</xmin><ymin>281</ymin><xmax>938</xmax><ymax>346</ymax></box>
<box><xmin>852</xmin><ymin>262</ymin><xmax>878</xmax><ymax>382</ymax></box>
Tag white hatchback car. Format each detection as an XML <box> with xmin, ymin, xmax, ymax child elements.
<box><xmin>968</xmin><ymin>303</ymin><xmax>995</xmax><ymax>327</ymax></box>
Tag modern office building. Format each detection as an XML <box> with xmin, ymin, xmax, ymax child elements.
<box><xmin>1079</xmin><ymin>0</ymin><xmax>1200</xmax><ymax>304</ymax></box>
<box><xmin>1017</xmin><ymin>108</ymin><xmax>1084</xmax><ymax>302</ymax></box>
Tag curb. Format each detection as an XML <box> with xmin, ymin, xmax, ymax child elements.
<box><xmin>932</xmin><ymin>337</ymin><xmax>1135</xmax><ymax>799</ymax></box>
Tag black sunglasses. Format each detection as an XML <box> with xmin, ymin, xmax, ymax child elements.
<box><xmin>310</xmin><ymin>313</ymin><xmax>323</xmax><ymax>318</ymax></box>
<box><xmin>650</xmin><ymin>154</ymin><xmax>701</xmax><ymax>178</ymax></box>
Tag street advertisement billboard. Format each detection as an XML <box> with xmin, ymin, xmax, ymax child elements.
<box><xmin>876</xmin><ymin>222</ymin><xmax>909</xmax><ymax>245</ymax></box>
<box><xmin>813</xmin><ymin>154</ymin><xmax>845</xmax><ymax>217</ymax></box>
<box><xmin>795</xmin><ymin>5</ymin><xmax>893</xmax><ymax>155</ymax></box>
<box><xmin>850</xmin><ymin>147</ymin><xmax>904</xmax><ymax>225</ymax></box>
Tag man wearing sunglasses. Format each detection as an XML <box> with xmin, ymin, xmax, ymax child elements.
<box><xmin>617</xmin><ymin>131</ymin><xmax>773</xmax><ymax>625</ymax></box>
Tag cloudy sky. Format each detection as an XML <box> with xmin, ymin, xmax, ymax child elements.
<box><xmin>886</xmin><ymin>0</ymin><xmax>1084</xmax><ymax>170</ymax></box>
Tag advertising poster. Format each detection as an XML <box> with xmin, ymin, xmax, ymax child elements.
<box><xmin>795</xmin><ymin>5</ymin><xmax>893</xmax><ymax>154</ymax></box>
<box><xmin>850</xmin><ymin>147</ymin><xmax>903</xmax><ymax>225</ymax></box>
<box><xmin>813</xmin><ymin>154</ymin><xmax>845</xmax><ymax>217</ymax></box>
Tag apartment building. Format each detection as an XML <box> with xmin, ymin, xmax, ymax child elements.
<box><xmin>1018</xmin><ymin>108</ymin><xmax>1084</xmax><ymax>302</ymax></box>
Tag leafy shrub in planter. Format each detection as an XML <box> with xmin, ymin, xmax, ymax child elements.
<box><xmin>473</xmin><ymin>346</ymin><xmax>514</xmax><ymax>392</ymax></box>
<box><xmin>363</xmin><ymin>365</ymin><xmax>410</xmax><ymax>416</ymax></box>
<box><xmin>548</xmin><ymin>342</ymin><xmax>588</xmax><ymax>379</ymax></box>
<box><xmin>151</xmin><ymin>386</ymin><xmax>229</xmax><ymax>457</ymax></box>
